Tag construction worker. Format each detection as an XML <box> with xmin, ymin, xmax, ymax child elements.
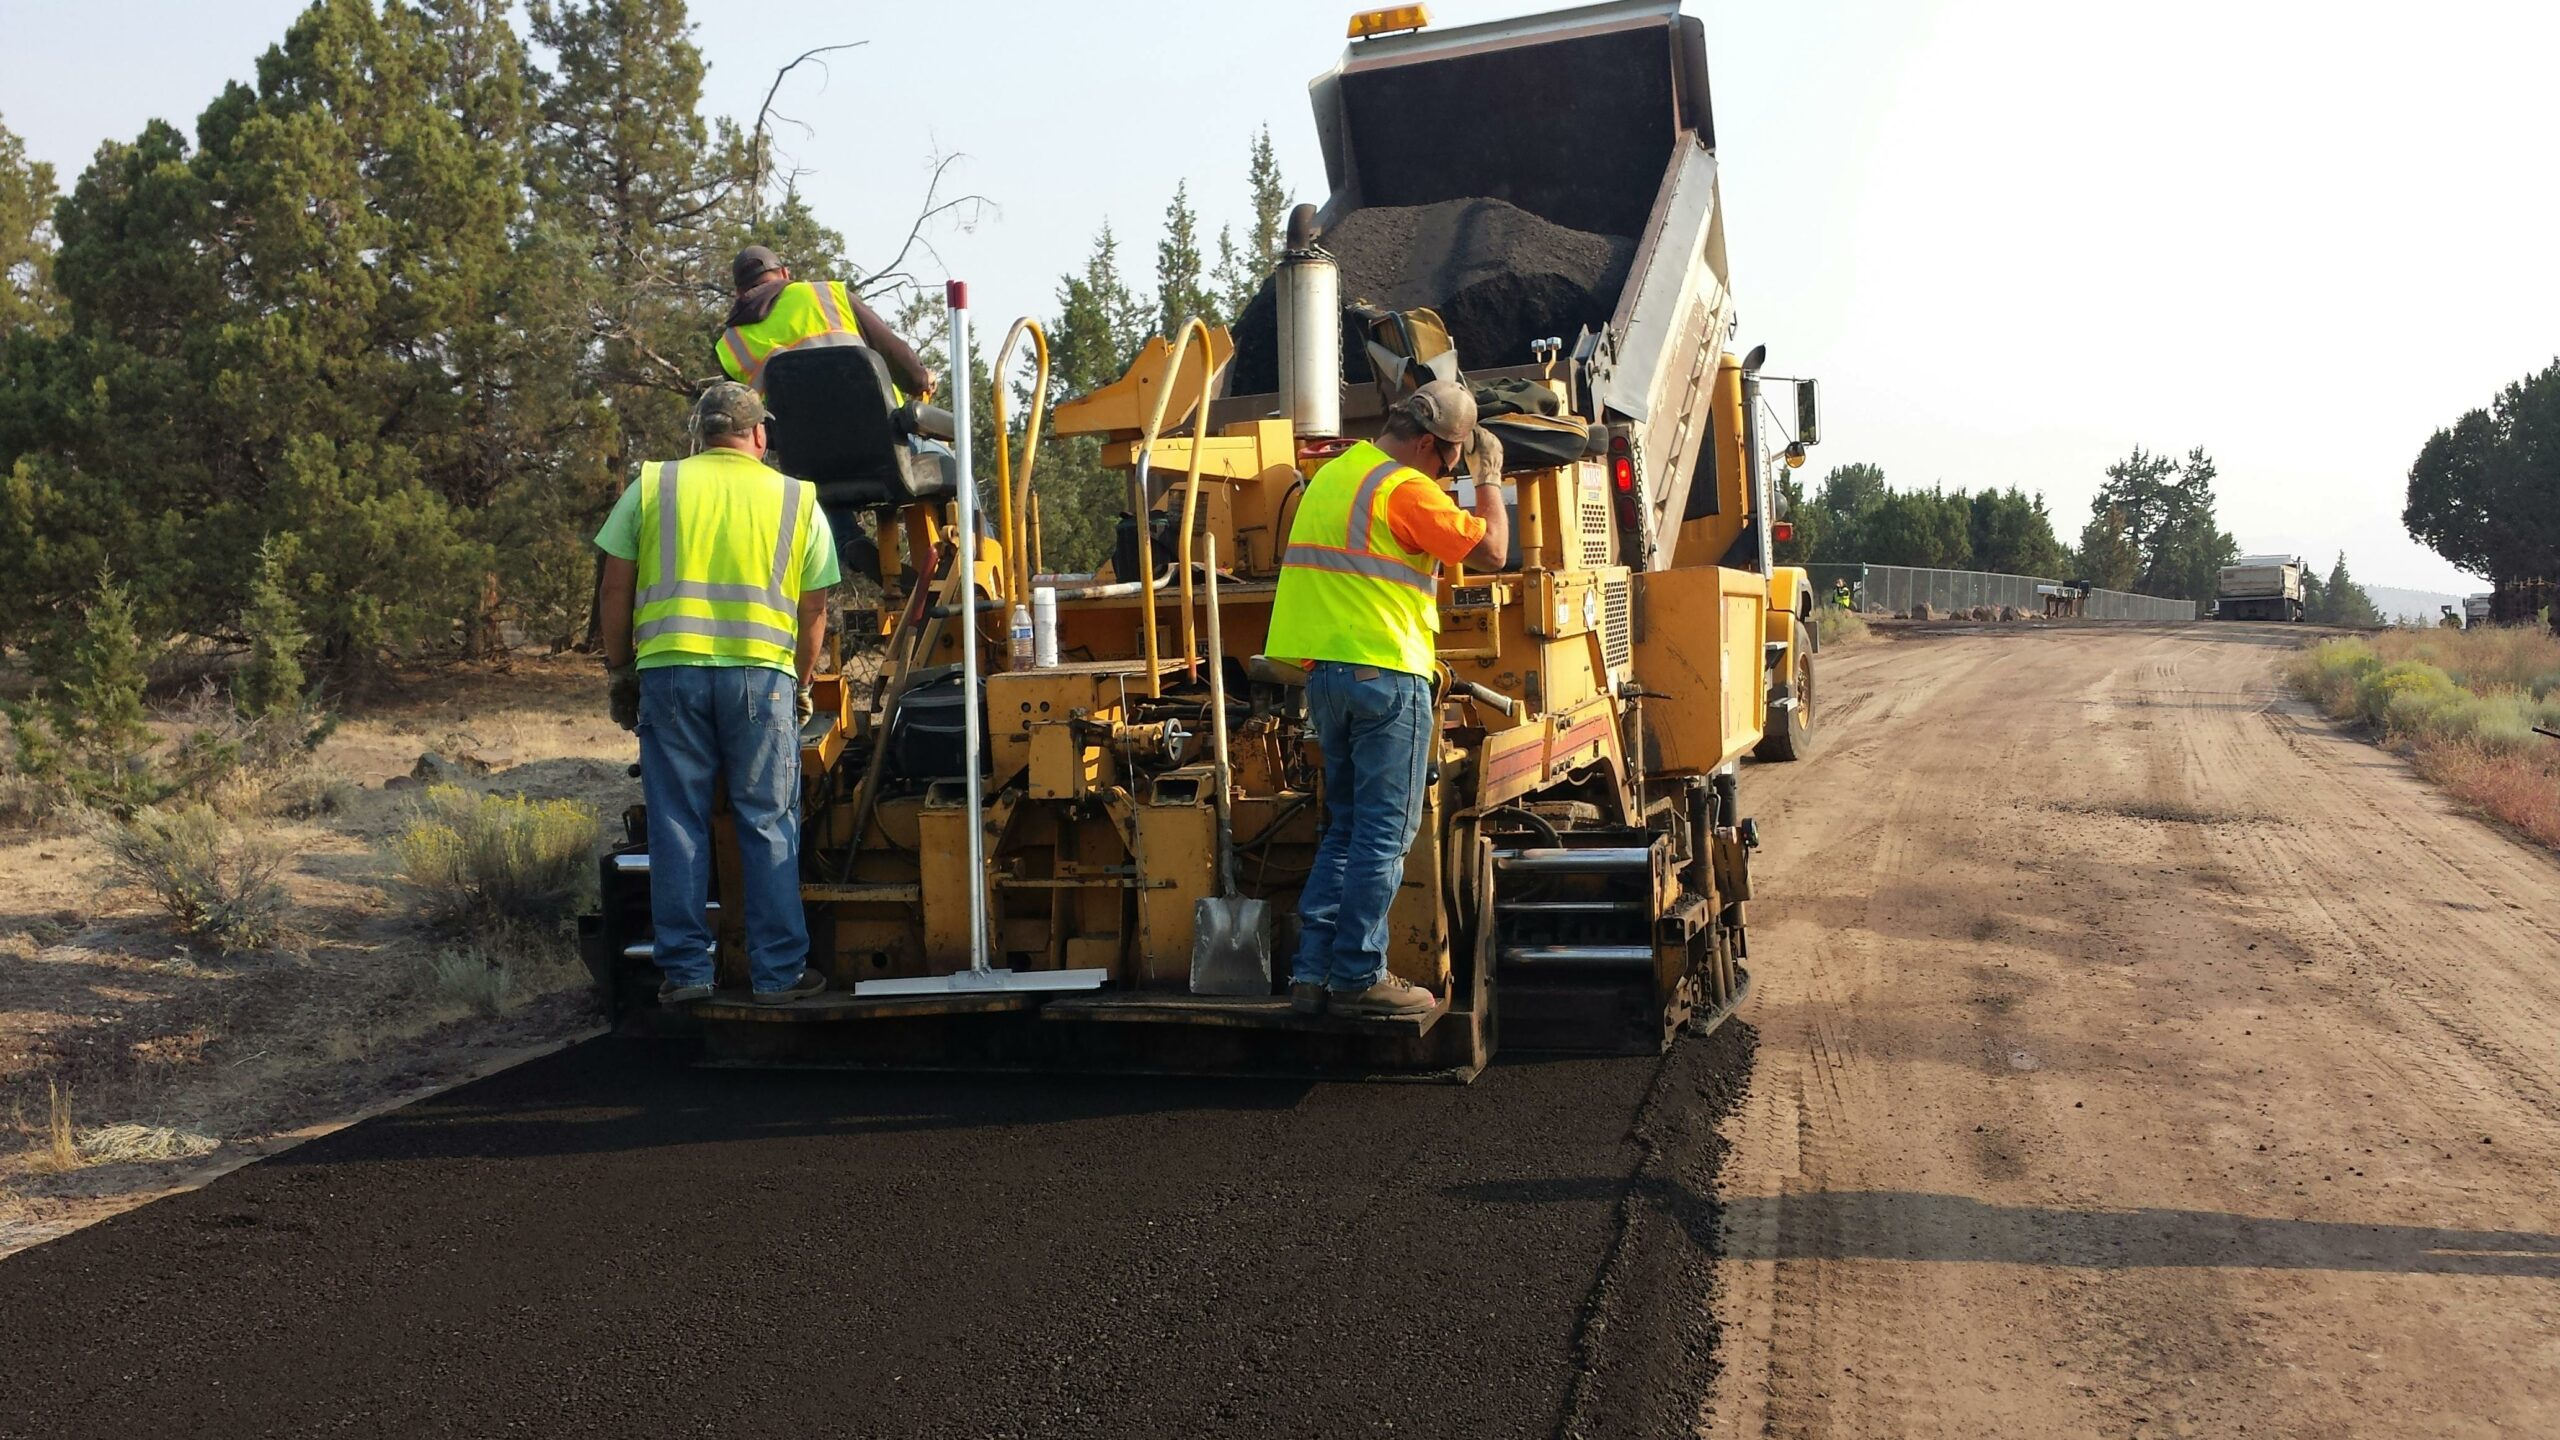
<box><xmin>1264</xmin><ymin>379</ymin><xmax>1508</xmax><ymax>1019</ymax></box>
<box><xmin>595</xmin><ymin>383</ymin><xmax>840</xmax><ymax>1007</ymax></box>
<box><xmin>717</xmin><ymin>245</ymin><xmax>935</xmax><ymax>400</ymax></box>
<box><xmin>1832</xmin><ymin>578</ymin><xmax>1854</xmax><ymax>610</ymax></box>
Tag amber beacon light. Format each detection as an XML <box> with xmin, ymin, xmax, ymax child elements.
<box><xmin>1348</xmin><ymin>5</ymin><xmax>1432</xmax><ymax>39</ymax></box>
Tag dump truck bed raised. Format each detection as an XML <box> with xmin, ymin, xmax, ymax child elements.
<box><xmin>1289</xmin><ymin>0</ymin><xmax>1734</xmax><ymax>558</ymax></box>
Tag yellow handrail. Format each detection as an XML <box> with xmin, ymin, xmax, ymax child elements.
<box><xmin>1134</xmin><ymin>316</ymin><xmax>1225</xmax><ymax>694</ymax></box>
<box><xmin>988</xmin><ymin>318</ymin><xmax>1052</xmax><ymax>610</ymax></box>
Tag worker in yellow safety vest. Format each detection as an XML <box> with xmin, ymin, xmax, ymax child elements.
<box><xmin>1263</xmin><ymin>378</ymin><xmax>1508</xmax><ymax>1020</ymax></box>
<box><xmin>716</xmin><ymin>245</ymin><xmax>936</xmax><ymax>401</ymax></box>
<box><xmin>595</xmin><ymin>382</ymin><xmax>841</xmax><ymax>1009</ymax></box>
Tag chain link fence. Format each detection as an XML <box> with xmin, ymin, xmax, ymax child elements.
<box><xmin>1804</xmin><ymin>564</ymin><xmax>2197</xmax><ymax>622</ymax></box>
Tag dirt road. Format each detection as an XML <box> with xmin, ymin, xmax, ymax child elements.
<box><xmin>1716</xmin><ymin>622</ymin><xmax>2560</xmax><ymax>1438</ymax></box>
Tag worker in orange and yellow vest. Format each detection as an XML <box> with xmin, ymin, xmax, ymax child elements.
<box><xmin>717</xmin><ymin>245</ymin><xmax>936</xmax><ymax>401</ymax></box>
<box><xmin>1263</xmin><ymin>379</ymin><xmax>1507</xmax><ymax>1020</ymax></box>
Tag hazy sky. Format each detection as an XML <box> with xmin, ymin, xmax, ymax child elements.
<box><xmin>7</xmin><ymin>0</ymin><xmax>2554</xmax><ymax>594</ymax></box>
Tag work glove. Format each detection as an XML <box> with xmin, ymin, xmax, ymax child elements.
<box><xmin>1466</xmin><ymin>427</ymin><xmax>1504</xmax><ymax>486</ymax></box>
<box><xmin>796</xmin><ymin>683</ymin><xmax>816</xmax><ymax>727</ymax></box>
<box><xmin>607</xmin><ymin>662</ymin><xmax>641</xmax><ymax>732</ymax></box>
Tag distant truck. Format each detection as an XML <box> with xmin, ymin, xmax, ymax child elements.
<box><xmin>2463</xmin><ymin>593</ymin><xmax>2495</xmax><ymax>627</ymax></box>
<box><xmin>2214</xmin><ymin>555</ymin><xmax>2305</xmax><ymax>622</ymax></box>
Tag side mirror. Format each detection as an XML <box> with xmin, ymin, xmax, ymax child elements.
<box><xmin>1794</xmin><ymin>379</ymin><xmax>1821</xmax><ymax>448</ymax></box>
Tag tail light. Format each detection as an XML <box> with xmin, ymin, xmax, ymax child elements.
<box><xmin>1773</xmin><ymin>521</ymin><xmax>1795</xmax><ymax>542</ymax></box>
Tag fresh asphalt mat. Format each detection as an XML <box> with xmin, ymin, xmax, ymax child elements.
<box><xmin>0</xmin><ymin>1023</ymin><xmax>1750</xmax><ymax>1440</ymax></box>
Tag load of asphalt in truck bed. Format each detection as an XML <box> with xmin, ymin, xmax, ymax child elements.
<box><xmin>0</xmin><ymin>1025</ymin><xmax>1751</xmax><ymax>1439</ymax></box>
<box><xmin>1226</xmin><ymin>197</ymin><xmax>1636</xmax><ymax>394</ymax></box>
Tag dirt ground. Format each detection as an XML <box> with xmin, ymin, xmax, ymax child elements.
<box><xmin>1714</xmin><ymin>621</ymin><xmax>2560</xmax><ymax>1438</ymax></box>
<box><xmin>0</xmin><ymin>654</ymin><xmax>633</xmax><ymax>1252</ymax></box>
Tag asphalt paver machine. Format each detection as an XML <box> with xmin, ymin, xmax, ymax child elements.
<box><xmin>585</xmin><ymin>0</ymin><xmax>1818</xmax><ymax>1078</ymax></box>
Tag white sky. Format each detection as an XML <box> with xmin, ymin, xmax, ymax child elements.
<box><xmin>7</xmin><ymin>0</ymin><xmax>2555</xmax><ymax>593</ymax></box>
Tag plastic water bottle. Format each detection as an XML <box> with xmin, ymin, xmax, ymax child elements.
<box><xmin>1009</xmin><ymin>603</ymin><xmax>1035</xmax><ymax>670</ymax></box>
<box><xmin>1031</xmin><ymin>586</ymin><xmax>1060</xmax><ymax>668</ymax></box>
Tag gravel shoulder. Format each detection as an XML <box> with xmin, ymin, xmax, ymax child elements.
<box><xmin>1713</xmin><ymin>621</ymin><xmax>2560</xmax><ymax>1438</ymax></box>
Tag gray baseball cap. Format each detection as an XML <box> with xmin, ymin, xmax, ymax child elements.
<box><xmin>731</xmin><ymin>244</ymin><xmax>783</xmax><ymax>291</ymax></box>
<box><xmin>693</xmin><ymin>381</ymin><xmax>769</xmax><ymax>439</ymax></box>
<box><xmin>1398</xmin><ymin>377</ymin><xmax>1478</xmax><ymax>445</ymax></box>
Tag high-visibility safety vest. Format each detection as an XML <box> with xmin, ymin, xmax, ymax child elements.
<box><xmin>715</xmin><ymin>280</ymin><xmax>875</xmax><ymax>393</ymax></box>
<box><xmin>633</xmin><ymin>450</ymin><xmax>818</xmax><ymax>673</ymax></box>
<box><xmin>1264</xmin><ymin>440</ymin><xmax>1444</xmax><ymax>678</ymax></box>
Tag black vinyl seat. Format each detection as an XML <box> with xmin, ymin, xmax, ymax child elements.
<box><xmin>760</xmin><ymin>344</ymin><xmax>959</xmax><ymax>511</ymax></box>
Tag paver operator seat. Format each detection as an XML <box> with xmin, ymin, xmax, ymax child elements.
<box><xmin>759</xmin><ymin>343</ymin><xmax>960</xmax><ymax>512</ymax></box>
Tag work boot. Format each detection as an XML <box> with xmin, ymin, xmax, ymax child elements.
<box><xmin>657</xmin><ymin>980</ymin><xmax>714</xmax><ymax>1006</ymax></box>
<box><xmin>751</xmin><ymin>968</ymin><xmax>828</xmax><ymax>1006</ymax></box>
<box><xmin>1329</xmin><ymin>974</ymin><xmax>1436</xmax><ymax>1019</ymax></box>
<box><xmin>1289</xmin><ymin>982</ymin><xmax>1328</xmax><ymax>1016</ymax></box>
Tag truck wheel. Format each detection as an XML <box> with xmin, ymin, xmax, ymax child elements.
<box><xmin>1757</xmin><ymin>642</ymin><xmax>1813</xmax><ymax>762</ymax></box>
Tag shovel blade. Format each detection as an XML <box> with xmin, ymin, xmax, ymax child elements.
<box><xmin>1190</xmin><ymin>896</ymin><xmax>1273</xmax><ymax>996</ymax></box>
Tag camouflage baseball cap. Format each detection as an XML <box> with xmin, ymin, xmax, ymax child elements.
<box><xmin>693</xmin><ymin>381</ymin><xmax>768</xmax><ymax>439</ymax></box>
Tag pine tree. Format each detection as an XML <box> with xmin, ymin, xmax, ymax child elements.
<box><xmin>1155</xmin><ymin>181</ymin><xmax>1212</xmax><ymax>340</ymax></box>
<box><xmin>1245</xmin><ymin>125</ymin><xmax>1289</xmax><ymax>267</ymax></box>
<box><xmin>528</xmin><ymin>0</ymin><xmax>738</xmax><ymax>470</ymax></box>
<box><xmin>235</xmin><ymin>536</ymin><xmax>310</xmax><ymax>720</ymax></box>
<box><xmin>1041</xmin><ymin>224</ymin><xmax>1157</xmax><ymax>571</ymax></box>
<box><xmin>2085</xmin><ymin>446</ymin><xmax>2234</xmax><ymax>600</ymax></box>
<box><xmin>33</xmin><ymin>569</ymin><xmax>163</xmax><ymax>810</ymax></box>
<box><xmin>1209</xmin><ymin>225</ymin><xmax>1255</xmax><ymax>330</ymax></box>
<box><xmin>2075</xmin><ymin>507</ymin><xmax>2141</xmax><ymax>591</ymax></box>
<box><xmin>0</xmin><ymin>114</ymin><xmax>60</xmax><ymax>336</ymax></box>
<box><xmin>2323</xmin><ymin>552</ymin><xmax>2381</xmax><ymax>627</ymax></box>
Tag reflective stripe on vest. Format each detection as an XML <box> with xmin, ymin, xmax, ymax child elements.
<box><xmin>1280</xmin><ymin>459</ymin><xmax>1439</xmax><ymax>596</ymax></box>
<box><xmin>1263</xmin><ymin>442</ymin><xmax>1443</xmax><ymax>676</ymax></box>
<box><xmin>632</xmin><ymin>456</ymin><xmax>812</xmax><ymax>669</ymax></box>
<box><xmin>717</xmin><ymin>280</ymin><xmax>868</xmax><ymax>392</ymax></box>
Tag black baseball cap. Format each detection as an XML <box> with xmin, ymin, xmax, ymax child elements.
<box><xmin>731</xmin><ymin>245</ymin><xmax>783</xmax><ymax>291</ymax></box>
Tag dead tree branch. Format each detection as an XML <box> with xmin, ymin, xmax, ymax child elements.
<box><xmin>749</xmin><ymin>43</ymin><xmax>868</xmax><ymax>218</ymax></box>
<box><xmin>859</xmin><ymin>152</ymin><xmax>993</xmax><ymax>299</ymax></box>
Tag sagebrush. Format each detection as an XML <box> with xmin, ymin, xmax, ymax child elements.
<box><xmin>2288</xmin><ymin>630</ymin><xmax>2560</xmax><ymax>847</ymax></box>
<box><xmin>96</xmin><ymin>804</ymin><xmax>291</xmax><ymax>952</ymax></box>
<box><xmin>390</xmin><ymin>786</ymin><xmax>600</xmax><ymax>928</ymax></box>
<box><xmin>1813</xmin><ymin>607</ymin><xmax>1871</xmax><ymax>648</ymax></box>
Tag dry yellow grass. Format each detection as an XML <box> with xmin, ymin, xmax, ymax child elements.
<box><xmin>2290</xmin><ymin>628</ymin><xmax>2560</xmax><ymax>849</ymax></box>
<box><xmin>33</xmin><ymin>1081</ymin><xmax>78</xmax><ymax>1175</ymax></box>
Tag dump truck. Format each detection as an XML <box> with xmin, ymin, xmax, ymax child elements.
<box><xmin>2215</xmin><ymin>555</ymin><xmax>2306</xmax><ymax>621</ymax></box>
<box><xmin>585</xmin><ymin>0</ymin><xmax>1820</xmax><ymax>1078</ymax></box>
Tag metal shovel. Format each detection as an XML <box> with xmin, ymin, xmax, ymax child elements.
<box><xmin>1190</xmin><ymin>533</ymin><xmax>1273</xmax><ymax>995</ymax></box>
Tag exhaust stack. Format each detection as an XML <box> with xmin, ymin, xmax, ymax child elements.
<box><xmin>1274</xmin><ymin>204</ymin><xmax>1341</xmax><ymax>437</ymax></box>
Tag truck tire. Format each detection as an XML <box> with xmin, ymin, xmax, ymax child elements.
<box><xmin>1757</xmin><ymin>640</ymin><xmax>1813</xmax><ymax>762</ymax></box>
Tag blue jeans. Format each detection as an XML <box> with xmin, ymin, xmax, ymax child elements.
<box><xmin>1292</xmin><ymin>661</ymin><xmax>1433</xmax><ymax>993</ymax></box>
<box><xmin>637</xmin><ymin>665</ymin><xmax>810</xmax><ymax>993</ymax></box>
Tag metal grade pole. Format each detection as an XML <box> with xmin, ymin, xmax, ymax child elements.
<box><xmin>948</xmin><ymin>280</ymin><xmax>988</xmax><ymax>977</ymax></box>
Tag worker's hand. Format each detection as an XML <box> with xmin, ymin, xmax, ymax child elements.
<box><xmin>796</xmin><ymin>683</ymin><xmax>816</xmax><ymax>727</ymax></box>
<box><xmin>915</xmin><ymin>369</ymin><xmax>939</xmax><ymax>402</ymax></box>
<box><xmin>1466</xmin><ymin>428</ymin><xmax>1504</xmax><ymax>488</ymax></box>
<box><xmin>607</xmin><ymin>662</ymin><xmax>641</xmax><ymax>732</ymax></box>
